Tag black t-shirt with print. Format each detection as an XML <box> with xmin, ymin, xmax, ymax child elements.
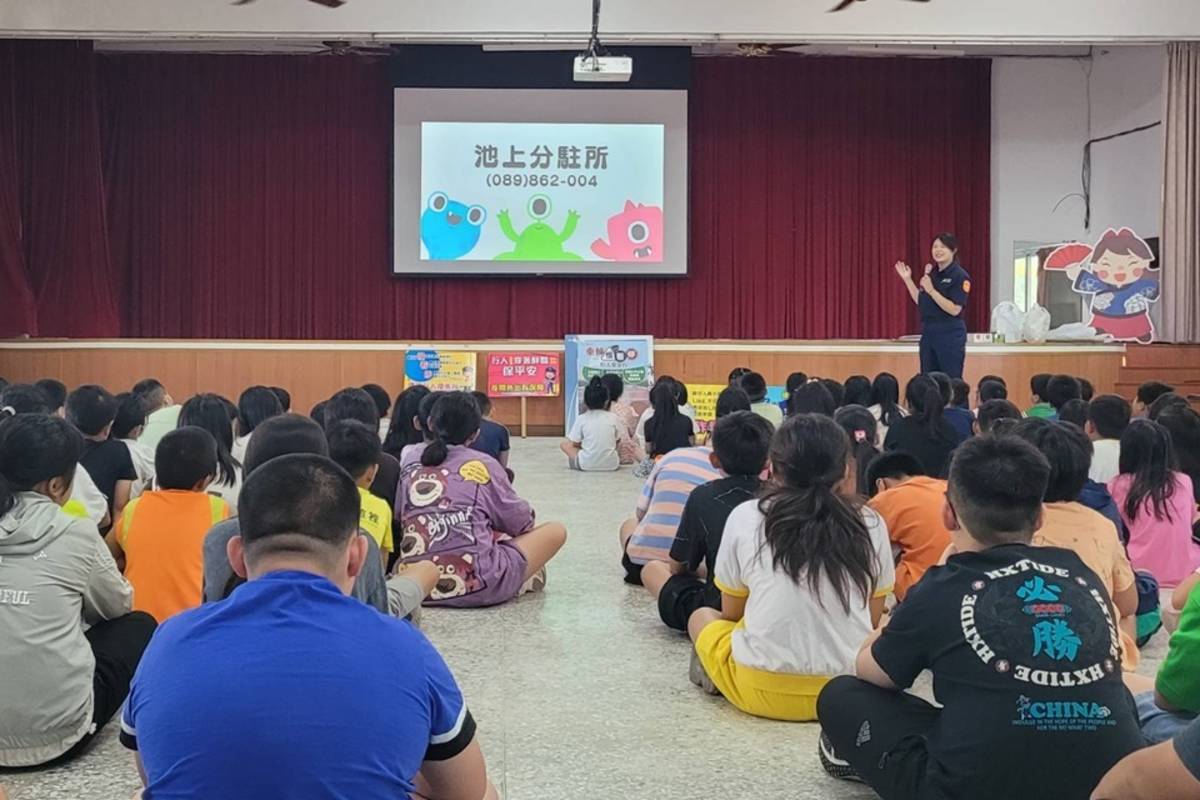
<box><xmin>80</xmin><ymin>439</ymin><xmax>137</xmax><ymax>514</ymax></box>
<box><xmin>645</xmin><ymin>413</ymin><xmax>694</xmax><ymax>458</ymax></box>
<box><xmin>669</xmin><ymin>475</ymin><xmax>761</xmax><ymax>605</ymax></box>
<box><xmin>872</xmin><ymin>543</ymin><xmax>1143</xmax><ymax>800</ymax></box>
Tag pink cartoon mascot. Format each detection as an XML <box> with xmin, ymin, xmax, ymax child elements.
<box><xmin>1045</xmin><ymin>228</ymin><xmax>1160</xmax><ymax>343</ymax></box>
<box><xmin>591</xmin><ymin>201</ymin><xmax>664</xmax><ymax>262</ymax></box>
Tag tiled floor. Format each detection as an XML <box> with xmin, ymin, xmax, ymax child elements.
<box><xmin>4</xmin><ymin>437</ymin><xmax>1168</xmax><ymax>800</ymax></box>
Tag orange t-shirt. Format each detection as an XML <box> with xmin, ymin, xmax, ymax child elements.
<box><xmin>117</xmin><ymin>490</ymin><xmax>229</xmax><ymax>622</ymax></box>
<box><xmin>868</xmin><ymin>476</ymin><xmax>953</xmax><ymax>601</ymax></box>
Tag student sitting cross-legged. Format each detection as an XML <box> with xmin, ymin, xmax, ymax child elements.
<box><xmin>120</xmin><ymin>453</ymin><xmax>499</xmax><ymax>800</ymax></box>
<box><xmin>687</xmin><ymin>414</ymin><xmax>894</xmax><ymax>721</ymax></box>
<box><xmin>640</xmin><ymin>411</ymin><xmax>773</xmax><ymax>632</ymax></box>
<box><xmin>327</xmin><ymin>419</ymin><xmax>395</xmax><ymax>571</ymax></box>
<box><xmin>816</xmin><ymin>435</ymin><xmax>1143</xmax><ymax>800</ymax></box>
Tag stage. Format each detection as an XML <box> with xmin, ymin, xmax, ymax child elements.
<box><xmin>0</xmin><ymin>339</ymin><xmax>1129</xmax><ymax>434</ymax></box>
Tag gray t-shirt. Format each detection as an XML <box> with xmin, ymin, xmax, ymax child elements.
<box><xmin>202</xmin><ymin>519</ymin><xmax>388</xmax><ymax>614</ymax></box>
<box><xmin>1176</xmin><ymin>716</ymin><xmax>1200</xmax><ymax>783</ymax></box>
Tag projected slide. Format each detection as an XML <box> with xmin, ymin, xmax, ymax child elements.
<box><xmin>420</xmin><ymin>122</ymin><xmax>664</xmax><ymax>263</ymax></box>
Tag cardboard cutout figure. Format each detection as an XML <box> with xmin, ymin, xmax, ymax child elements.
<box><xmin>1043</xmin><ymin>228</ymin><xmax>1160</xmax><ymax>343</ymax></box>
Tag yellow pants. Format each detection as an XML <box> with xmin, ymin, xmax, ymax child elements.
<box><xmin>695</xmin><ymin>620</ymin><xmax>829</xmax><ymax>721</ymax></box>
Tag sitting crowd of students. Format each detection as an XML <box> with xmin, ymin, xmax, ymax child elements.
<box><xmin>1</xmin><ymin>367</ymin><xmax>1199</xmax><ymax>799</ymax></box>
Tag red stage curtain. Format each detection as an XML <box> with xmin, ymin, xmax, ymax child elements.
<box><xmin>0</xmin><ymin>44</ymin><xmax>39</xmax><ymax>338</ymax></box>
<box><xmin>1</xmin><ymin>46</ymin><xmax>991</xmax><ymax>340</ymax></box>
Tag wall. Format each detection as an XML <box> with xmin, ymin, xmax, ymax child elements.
<box><xmin>990</xmin><ymin>45</ymin><xmax>1165</xmax><ymax>302</ymax></box>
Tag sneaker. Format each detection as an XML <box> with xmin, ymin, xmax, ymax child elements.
<box><xmin>818</xmin><ymin>731</ymin><xmax>863</xmax><ymax>783</ymax></box>
<box><xmin>688</xmin><ymin>651</ymin><xmax>720</xmax><ymax>696</ymax></box>
<box><xmin>519</xmin><ymin>567</ymin><xmax>547</xmax><ymax>595</ymax></box>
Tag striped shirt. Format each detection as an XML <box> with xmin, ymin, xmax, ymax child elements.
<box><xmin>626</xmin><ymin>446</ymin><xmax>720</xmax><ymax>565</ymax></box>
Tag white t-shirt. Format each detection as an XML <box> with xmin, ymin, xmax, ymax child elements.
<box><xmin>122</xmin><ymin>439</ymin><xmax>156</xmax><ymax>499</ymax></box>
<box><xmin>70</xmin><ymin>465</ymin><xmax>108</xmax><ymax>524</ymax></box>
<box><xmin>714</xmin><ymin>501</ymin><xmax>895</xmax><ymax>677</ymax></box>
<box><xmin>208</xmin><ymin>466</ymin><xmax>243</xmax><ymax>515</ymax></box>
<box><xmin>568</xmin><ymin>410</ymin><xmax>622</xmax><ymax>472</ymax></box>
<box><xmin>868</xmin><ymin>403</ymin><xmax>908</xmax><ymax>449</ymax></box>
<box><xmin>378</xmin><ymin>418</ymin><xmax>390</xmax><ymax>443</ymax></box>
<box><xmin>1090</xmin><ymin>438</ymin><xmax>1121</xmax><ymax>484</ymax></box>
<box><xmin>231</xmin><ymin>434</ymin><xmax>251</xmax><ymax>466</ymax></box>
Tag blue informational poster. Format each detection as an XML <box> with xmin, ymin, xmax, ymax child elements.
<box><xmin>563</xmin><ymin>335</ymin><xmax>655</xmax><ymax>433</ymax></box>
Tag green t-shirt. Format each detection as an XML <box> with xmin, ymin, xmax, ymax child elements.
<box><xmin>1026</xmin><ymin>402</ymin><xmax>1056</xmax><ymax>419</ymax></box>
<box><xmin>1158</xmin><ymin>585</ymin><xmax>1200</xmax><ymax>712</ymax></box>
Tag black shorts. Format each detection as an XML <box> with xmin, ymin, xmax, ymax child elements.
<box><xmin>658</xmin><ymin>574</ymin><xmax>719</xmax><ymax>632</ymax></box>
<box><xmin>621</xmin><ymin>549</ymin><xmax>643</xmax><ymax>585</ymax></box>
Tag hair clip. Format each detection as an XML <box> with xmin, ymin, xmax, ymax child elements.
<box><xmin>854</xmin><ymin>429</ymin><xmax>868</xmax><ymax>443</ymax></box>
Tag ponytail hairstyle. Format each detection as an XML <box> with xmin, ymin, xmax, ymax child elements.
<box><xmin>649</xmin><ymin>380</ymin><xmax>681</xmax><ymax>427</ymax></box>
<box><xmin>870</xmin><ymin>372</ymin><xmax>903</xmax><ymax>427</ymax></box>
<box><xmin>758</xmin><ymin>414</ymin><xmax>878</xmax><ymax>613</ymax></box>
<box><xmin>906</xmin><ymin>374</ymin><xmax>951</xmax><ymax>440</ymax></box>
<box><xmin>835</xmin><ymin>405</ymin><xmax>880</xmax><ymax>497</ymax></box>
<box><xmin>421</xmin><ymin>391</ymin><xmax>482</xmax><ymax>467</ymax></box>
<box><xmin>583</xmin><ymin>376</ymin><xmax>610</xmax><ymax>411</ymax></box>
<box><xmin>178</xmin><ymin>393</ymin><xmax>240</xmax><ymax>486</ymax></box>
<box><xmin>0</xmin><ymin>414</ymin><xmax>84</xmax><ymax>516</ymax></box>
<box><xmin>1118</xmin><ymin>418</ymin><xmax>1178</xmax><ymax>523</ymax></box>
<box><xmin>600</xmin><ymin>373</ymin><xmax>625</xmax><ymax>404</ymax></box>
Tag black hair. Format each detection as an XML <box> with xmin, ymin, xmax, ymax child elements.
<box><xmin>468</xmin><ymin>390</ymin><xmax>492</xmax><ymax>417</ymax></box>
<box><xmin>715</xmin><ymin>386</ymin><xmax>752</xmax><ymax>417</ymax></box>
<box><xmin>309</xmin><ymin>401</ymin><xmax>327</xmax><ymax>429</ymax></box>
<box><xmin>323</xmin><ymin>388</ymin><xmax>378</xmax><ymax>431</ymax></box>
<box><xmin>928</xmin><ymin>372</ymin><xmax>952</xmax><ymax>405</ymax></box>
<box><xmin>787</xmin><ymin>381</ymin><xmax>836</xmax><ymax>417</ymax></box>
<box><xmin>933</xmin><ymin>231</ymin><xmax>959</xmax><ymax>255</ymax></box>
<box><xmin>1078</xmin><ymin>378</ymin><xmax>1095</xmax><ymax>402</ymax></box>
<box><xmin>361</xmin><ymin>384</ymin><xmax>390</xmax><ymax>419</ymax></box>
<box><xmin>0</xmin><ymin>383</ymin><xmax>51</xmax><ymax>416</ymax></box>
<box><xmin>1118</xmin><ymin>419</ymin><xmax>1178</xmax><ymax>523</ymax></box>
<box><xmin>600</xmin><ymin>373</ymin><xmax>625</xmax><ymax>403</ymax></box>
<box><xmin>1011</xmin><ymin>418</ymin><xmax>1090</xmax><ymax>503</ymax></box>
<box><xmin>1031</xmin><ymin>373</ymin><xmax>1051</xmax><ymax>402</ymax></box>
<box><xmin>870</xmin><ymin>372</ymin><xmax>903</xmax><ymax>428</ymax></box>
<box><xmin>1137</xmin><ymin>381</ymin><xmax>1175</xmax><ymax>408</ymax></box>
<box><xmin>835</xmin><ymin>405</ymin><xmax>880</xmax><ymax>496</ymax></box>
<box><xmin>1045</xmin><ymin>374</ymin><xmax>1082</xmax><ymax>411</ymax></box>
<box><xmin>34</xmin><ymin>379</ymin><xmax>67</xmax><ymax>412</ymax></box>
<box><xmin>674</xmin><ymin>381</ymin><xmax>689</xmax><ymax>407</ymax></box>
<box><xmin>421</xmin><ymin>392</ymin><xmax>481</xmax><ymax>467</ymax></box>
<box><xmin>978</xmin><ymin>374</ymin><xmax>1006</xmax><ymax>390</ymax></box>
<box><xmin>947</xmin><ymin>435</ymin><xmax>1050</xmax><ymax>546</ymax></box>
<box><xmin>1157</xmin><ymin>407</ymin><xmax>1200</xmax><ymax>502</ymax></box>
<box><xmin>1148</xmin><ymin>392</ymin><xmax>1188</xmax><ymax>421</ymax></box>
<box><xmin>905</xmin><ymin>374</ymin><xmax>951</xmax><ymax>439</ymax></box>
<box><xmin>842</xmin><ymin>376</ymin><xmax>872</xmax><ymax>408</ymax></box>
<box><xmin>327</xmin><ymin>419</ymin><xmax>382</xmax><ymax>481</ymax></box>
<box><xmin>711</xmin><ymin>411</ymin><xmax>772</xmax><ymax>477</ymax></box>
<box><xmin>416</xmin><ymin>391</ymin><xmax>448</xmax><ymax>440</ymax></box>
<box><xmin>243</xmin><ymin>413</ymin><xmax>329</xmax><ymax>475</ymax></box>
<box><xmin>739</xmin><ymin>372</ymin><xmax>768</xmax><ymax>403</ymax></box>
<box><xmin>759</xmin><ymin>414</ymin><xmax>878</xmax><ymax>614</ymax></box>
<box><xmin>238</xmin><ymin>453</ymin><xmax>360</xmax><ymax>562</ymax></box>
<box><xmin>1088</xmin><ymin>394</ymin><xmax>1132</xmax><ymax>439</ymax></box>
<box><xmin>864</xmin><ymin>451</ymin><xmax>926</xmax><ymax>498</ymax></box>
<box><xmin>728</xmin><ymin>367</ymin><xmax>752</xmax><ymax>385</ymax></box>
<box><xmin>111</xmin><ymin>392</ymin><xmax>148</xmax><ymax>440</ymax></box>
<box><xmin>0</xmin><ymin>414</ymin><xmax>84</xmax><ymax>516</ymax></box>
<box><xmin>0</xmin><ymin>377</ymin><xmax>7</xmax><ymax>392</ymax></box>
<box><xmin>989</xmin><ymin>417</ymin><xmax>1020</xmax><ymax>436</ymax></box>
<box><xmin>383</xmin><ymin>385</ymin><xmax>431</xmax><ymax>458</ymax></box>
<box><xmin>1057</xmin><ymin>398</ymin><xmax>1089</xmax><ymax>428</ymax></box>
<box><xmin>785</xmin><ymin>372</ymin><xmax>808</xmax><ymax>394</ymax></box>
<box><xmin>156</xmin><ymin>426</ymin><xmax>218</xmax><ymax>491</ymax></box>
<box><xmin>66</xmin><ymin>384</ymin><xmax>118</xmax><ymax>437</ymax></box>
<box><xmin>237</xmin><ymin>386</ymin><xmax>284</xmax><ymax>437</ymax></box>
<box><xmin>978</xmin><ymin>379</ymin><xmax>1007</xmax><ymax>403</ymax></box>
<box><xmin>582</xmin><ymin>376</ymin><xmax>610</xmax><ymax>411</ymax></box>
<box><xmin>951</xmin><ymin>379</ymin><xmax>970</xmax><ymax>409</ymax></box>
<box><xmin>976</xmin><ymin>399</ymin><xmax>1022</xmax><ymax>434</ymax></box>
<box><xmin>131</xmin><ymin>378</ymin><xmax>168</xmax><ymax>410</ymax></box>
<box><xmin>820</xmin><ymin>379</ymin><xmax>846</xmax><ymax>408</ymax></box>
<box><xmin>646</xmin><ymin>381</ymin><xmax>683</xmax><ymax>455</ymax></box>
<box><xmin>178</xmin><ymin>393</ymin><xmax>240</xmax><ymax>486</ymax></box>
<box><xmin>270</xmin><ymin>387</ymin><xmax>291</xmax><ymax>413</ymax></box>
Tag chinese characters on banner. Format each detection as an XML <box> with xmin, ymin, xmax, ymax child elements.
<box><xmin>562</xmin><ymin>335</ymin><xmax>655</xmax><ymax>432</ymax></box>
<box><xmin>689</xmin><ymin>383</ymin><xmax>787</xmax><ymax>436</ymax></box>
<box><xmin>403</xmin><ymin>350</ymin><xmax>478</xmax><ymax>391</ymax></box>
<box><xmin>486</xmin><ymin>353</ymin><xmax>561</xmax><ymax>397</ymax></box>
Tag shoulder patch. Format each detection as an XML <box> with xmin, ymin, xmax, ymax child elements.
<box><xmin>962</xmin><ymin>280</ymin><xmax>972</xmax><ymax>293</ymax></box>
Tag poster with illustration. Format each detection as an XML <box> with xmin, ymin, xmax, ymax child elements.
<box><xmin>1044</xmin><ymin>228</ymin><xmax>1161</xmax><ymax>343</ymax></box>
<box><xmin>420</xmin><ymin>122</ymin><xmax>664</xmax><ymax>264</ymax></box>
<box><xmin>690</xmin><ymin>383</ymin><xmax>787</xmax><ymax>435</ymax></box>
<box><xmin>563</xmin><ymin>335</ymin><xmax>654</xmax><ymax>433</ymax></box>
<box><xmin>486</xmin><ymin>353</ymin><xmax>561</xmax><ymax>397</ymax></box>
<box><xmin>403</xmin><ymin>350</ymin><xmax>478</xmax><ymax>391</ymax></box>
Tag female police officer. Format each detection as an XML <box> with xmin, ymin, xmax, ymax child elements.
<box><xmin>894</xmin><ymin>233</ymin><xmax>971</xmax><ymax>378</ymax></box>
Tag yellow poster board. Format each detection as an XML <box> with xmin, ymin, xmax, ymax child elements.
<box><xmin>403</xmin><ymin>350</ymin><xmax>477</xmax><ymax>392</ymax></box>
<box><xmin>687</xmin><ymin>383</ymin><xmax>727</xmax><ymax>437</ymax></box>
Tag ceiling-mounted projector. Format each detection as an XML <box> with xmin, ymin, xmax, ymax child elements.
<box><xmin>573</xmin><ymin>54</ymin><xmax>633</xmax><ymax>82</ymax></box>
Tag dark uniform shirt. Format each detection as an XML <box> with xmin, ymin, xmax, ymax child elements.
<box><xmin>919</xmin><ymin>262</ymin><xmax>971</xmax><ymax>327</ymax></box>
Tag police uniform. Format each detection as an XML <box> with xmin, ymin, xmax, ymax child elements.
<box><xmin>918</xmin><ymin>262</ymin><xmax>971</xmax><ymax>378</ymax></box>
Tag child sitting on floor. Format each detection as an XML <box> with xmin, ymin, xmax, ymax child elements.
<box><xmin>741</xmin><ymin>371</ymin><xmax>784</xmax><ymax>428</ymax></box>
<box><xmin>1087</xmin><ymin>394</ymin><xmax>1131</xmax><ymax>484</ymax></box>
<box><xmin>834</xmin><ymin>405</ymin><xmax>879</xmax><ymax>497</ymax></box>
<box><xmin>601</xmin><ymin>373</ymin><xmax>644</xmax><ymax>465</ymax></box>
<box><xmin>687</xmin><ymin>414</ymin><xmax>894</xmax><ymax>722</ymax></box>
<box><xmin>327</xmin><ymin>420</ymin><xmax>394</xmax><ymax>570</ymax></box>
<box><xmin>640</xmin><ymin>411</ymin><xmax>772</xmax><ymax>632</ymax></box>
<box><xmin>644</xmin><ymin>380</ymin><xmax>695</xmax><ymax>459</ymax></box>
<box><xmin>865</xmin><ymin>451</ymin><xmax>952</xmax><ymax>602</ymax></box>
<box><xmin>817</xmin><ymin>435</ymin><xmax>1143</xmax><ymax>799</ymax></box>
<box><xmin>107</xmin><ymin>427</ymin><xmax>230</xmax><ymax>622</ymax></box>
<box><xmin>113</xmin><ymin>392</ymin><xmax>154</xmax><ymax>498</ymax></box>
<box><xmin>974</xmin><ymin>398</ymin><xmax>1022</xmax><ymax>435</ymax></box>
<box><xmin>561</xmin><ymin>376</ymin><xmax>622</xmax><ymax>472</ymax></box>
<box><xmin>397</xmin><ymin>392</ymin><xmax>566</xmax><ymax>607</ymax></box>
<box><xmin>1109</xmin><ymin>418</ymin><xmax>1200</xmax><ymax>587</ymax></box>
<box><xmin>469</xmin><ymin>391</ymin><xmax>511</xmax><ymax>469</ymax></box>
<box><xmin>1026</xmin><ymin>373</ymin><xmax>1055</xmax><ymax>418</ymax></box>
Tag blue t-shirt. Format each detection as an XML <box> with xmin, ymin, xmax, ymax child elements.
<box><xmin>470</xmin><ymin>419</ymin><xmax>511</xmax><ymax>461</ymax></box>
<box><xmin>121</xmin><ymin>571</ymin><xmax>474</xmax><ymax>799</ymax></box>
<box><xmin>919</xmin><ymin>262</ymin><xmax>970</xmax><ymax>326</ymax></box>
<box><xmin>944</xmin><ymin>406</ymin><xmax>975</xmax><ymax>442</ymax></box>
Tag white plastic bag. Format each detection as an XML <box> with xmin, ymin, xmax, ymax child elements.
<box><xmin>991</xmin><ymin>302</ymin><xmax>1025</xmax><ymax>342</ymax></box>
<box><xmin>1046</xmin><ymin>322</ymin><xmax>1100</xmax><ymax>341</ymax></box>
<box><xmin>1022</xmin><ymin>303</ymin><xmax>1052</xmax><ymax>344</ymax></box>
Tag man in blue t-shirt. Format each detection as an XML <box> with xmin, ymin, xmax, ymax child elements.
<box><xmin>120</xmin><ymin>453</ymin><xmax>496</xmax><ymax>800</ymax></box>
